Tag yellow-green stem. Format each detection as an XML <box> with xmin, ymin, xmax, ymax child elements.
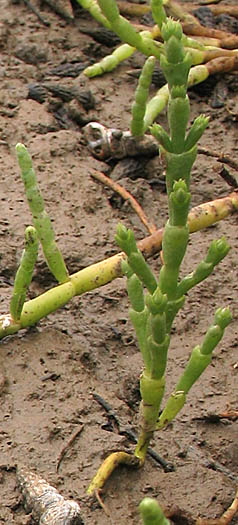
<box><xmin>0</xmin><ymin>192</ymin><xmax>237</xmax><ymax>340</ymax></box>
<box><xmin>134</xmin><ymin>429</ymin><xmax>153</xmax><ymax>463</ymax></box>
<box><xmin>87</xmin><ymin>451</ymin><xmax>141</xmax><ymax>495</ymax></box>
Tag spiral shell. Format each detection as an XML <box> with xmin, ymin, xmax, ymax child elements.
<box><xmin>17</xmin><ymin>467</ymin><xmax>83</xmax><ymax>524</ymax></box>
<box><xmin>83</xmin><ymin>122</ymin><xmax>158</xmax><ymax>160</ymax></box>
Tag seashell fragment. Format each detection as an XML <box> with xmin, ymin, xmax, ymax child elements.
<box><xmin>17</xmin><ymin>467</ymin><xmax>83</xmax><ymax>524</ymax></box>
<box><xmin>83</xmin><ymin>122</ymin><xmax>159</xmax><ymax>160</ymax></box>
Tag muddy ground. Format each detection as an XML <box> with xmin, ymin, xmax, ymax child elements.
<box><xmin>0</xmin><ymin>0</ymin><xmax>238</xmax><ymax>523</ymax></box>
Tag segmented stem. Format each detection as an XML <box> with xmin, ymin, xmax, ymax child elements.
<box><xmin>16</xmin><ymin>144</ymin><xmax>69</xmax><ymax>284</ymax></box>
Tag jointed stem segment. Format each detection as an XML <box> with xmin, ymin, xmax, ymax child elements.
<box><xmin>0</xmin><ymin>189</ymin><xmax>236</xmax><ymax>340</ymax></box>
<box><xmin>10</xmin><ymin>226</ymin><xmax>39</xmax><ymax>322</ymax></box>
<box><xmin>87</xmin><ymin>451</ymin><xmax>141</xmax><ymax>495</ymax></box>
<box><xmin>16</xmin><ymin>144</ymin><xmax>69</xmax><ymax>285</ymax></box>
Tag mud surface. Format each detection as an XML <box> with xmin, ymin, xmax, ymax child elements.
<box><xmin>0</xmin><ymin>1</ymin><xmax>238</xmax><ymax>523</ymax></box>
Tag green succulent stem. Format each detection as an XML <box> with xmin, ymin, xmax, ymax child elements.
<box><xmin>130</xmin><ymin>308</ymin><xmax>150</xmax><ymax>371</ymax></box>
<box><xmin>131</xmin><ymin>56</ymin><xmax>156</xmax><ymax>137</ymax></box>
<box><xmin>135</xmin><ymin>375</ymin><xmax>165</xmax><ymax>462</ymax></box>
<box><xmin>84</xmin><ymin>43</ymin><xmax>135</xmax><ymax>77</ymax></box>
<box><xmin>0</xmin><ymin>189</ymin><xmax>235</xmax><ymax>341</ymax></box>
<box><xmin>75</xmin><ymin>0</ymin><xmax>111</xmax><ymax>28</ymax></box>
<box><xmin>116</xmin><ymin>224</ymin><xmax>157</xmax><ymax>294</ymax></box>
<box><xmin>177</xmin><ymin>237</ymin><xmax>230</xmax><ymax>297</ymax></box>
<box><xmin>158</xmin><ymin>222</ymin><xmax>189</xmax><ymax>300</ymax></box>
<box><xmin>143</xmin><ymin>63</ymin><xmax>209</xmax><ymax>131</ymax></box>
<box><xmin>157</xmin><ymin>307</ymin><xmax>232</xmax><ymax>430</ymax></box>
<box><xmin>151</xmin><ymin>0</ymin><xmax>167</xmax><ymax>29</ymax></box>
<box><xmin>119</xmin><ymin>16</ymin><xmax>231</xmax><ymax>477</ymax></box>
<box><xmin>16</xmin><ymin>144</ymin><xmax>69</xmax><ymax>284</ymax></box>
<box><xmin>97</xmin><ymin>0</ymin><xmax>162</xmax><ymax>59</ymax></box>
<box><xmin>87</xmin><ymin>451</ymin><xmax>141</xmax><ymax>495</ymax></box>
<box><xmin>139</xmin><ymin>497</ymin><xmax>170</xmax><ymax>525</ymax></box>
<box><xmin>10</xmin><ymin>226</ymin><xmax>39</xmax><ymax>322</ymax></box>
<box><xmin>163</xmin><ymin>146</ymin><xmax>198</xmax><ymax>195</ymax></box>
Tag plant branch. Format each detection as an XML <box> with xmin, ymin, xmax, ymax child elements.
<box><xmin>0</xmin><ymin>191</ymin><xmax>237</xmax><ymax>340</ymax></box>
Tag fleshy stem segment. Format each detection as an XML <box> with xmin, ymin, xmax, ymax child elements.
<box><xmin>97</xmin><ymin>0</ymin><xmax>162</xmax><ymax>60</ymax></box>
<box><xmin>0</xmin><ymin>191</ymin><xmax>236</xmax><ymax>340</ymax></box>
<box><xmin>16</xmin><ymin>144</ymin><xmax>69</xmax><ymax>284</ymax></box>
<box><xmin>10</xmin><ymin>226</ymin><xmax>39</xmax><ymax>322</ymax></box>
<box><xmin>157</xmin><ymin>306</ymin><xmax>231</xmax><ymax>430</ymax></box>
<box><xmin>130</xmin><ymin>56</ymin><xmax>156</xmax><ymax>137</ymax></box>
<box><xmin>139</xmin><ymin>498</ymin><xmax>170</xmax><ymax>525</ymax></box>
<box><xmin>75</xmin><ymin>0</ymin><xmax>111</xmax><ymax>29</ymax></box>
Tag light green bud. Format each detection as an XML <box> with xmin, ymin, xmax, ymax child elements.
<box><xmin>145</xmin><ymin>288</ymin><xmax>167</xmax><ymax>315</ymax></box>
<box><xmin>150</xmin><ymin>124</ymin><xmax>173</xmax><ymax>152</ymax></box>
<box><xmin>164</xmin><ymin>34</ymin><xmax>184</xmax><ymax>64</ymax></box>
<box><xmin>127</xmin><ymin>274</ymin><xmax>145</xmax><ymax>312</ymax></box>
<box><xmin>206</xmin><ymin>237</ymin><xmax>230</xmax><ymax>266</ymax></box>
<box><xmin>184</xmin><ymin>114</ymin><xmax>209</xmax><ymax>151</ymax></box>
<box><xmin>214</xmin><ymin>307</ymin><xmax>232</xmax><ymax>330</ymax></box>
<box><xmin>139</xmin><ymin>497</ymin><xmax>170</xmax><ymax>525</ymax></box>
<box><xmin>161</xmin><ymin>18</ymin><xmax>183</xmax><ymax>42</ymax></box>
<box><xmin>115</xmin><ymin>223</ymin><xmax>137</xmax><ymax>256</ymax></box>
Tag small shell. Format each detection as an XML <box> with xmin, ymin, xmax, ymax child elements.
<box><xmin>17</xmin><ymin>467</ymin><xmax>83</xmax><ymax>524</ymax></box>
<box><xmin>83</xmin><ymin>122</ymin><xmax>158</xmax><ymax>160</ymax></box>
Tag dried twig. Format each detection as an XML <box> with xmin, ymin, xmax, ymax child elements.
<box><xmin>90</xmin><ymin>170</ymin><xmax>157</xmax><ymax>235</ymax></box>
<box><xmin>218</xmin><ymin>167</ymin><xmax>238</xmax><ymax>189</ymax></box>
<box><xmin>56</xmin><ymin>424</ymin><xmax>84</xmax><ymax>472</ymax></box>
<box><xmin>165</xmin><ymin>0</ymin><xmax>238</xmax><ymax>48</ymax></box>
<box><xmin>117</xmin><ymin>0</ymin><xmax>150</xmax><ymax>17</ymax></box>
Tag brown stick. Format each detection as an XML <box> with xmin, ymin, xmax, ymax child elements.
<box><xmin>56</xmin><ymin>424</ymin><xmax>84</xmax><ymax>472</ymax></box>
<box><xmin>95</xmin><ymin>490</ymin><xmax>112</xmax><ymax>518</ymax></box>
<box><xmin>90</xmin><ymin>170</ymin><xmax>157</xmax><ymax>235</ymax></box>
<box><xmin>209</xmin><ymin>5</ymin><xmax>238</xmax><ymax>18</ymax></box>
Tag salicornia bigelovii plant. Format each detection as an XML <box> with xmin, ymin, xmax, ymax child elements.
<box><xmin>0</xmin><ymin>2</ymin><xmax>235</xmax><ymax>341</ymax></box>
<box><xmin>87</xmin><ymin>2</ymin><xmax>231</xmax><ymax>495</ymax></box>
